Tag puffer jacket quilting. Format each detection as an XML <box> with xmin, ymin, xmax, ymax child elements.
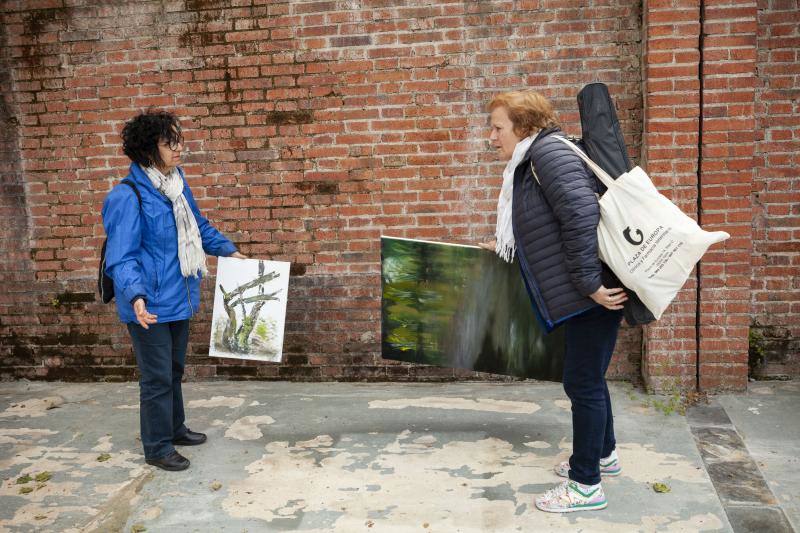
<box><xmin>512</xmin><ymin>128</ymin><xmax>603</xmax><ymax>331</ymax></box>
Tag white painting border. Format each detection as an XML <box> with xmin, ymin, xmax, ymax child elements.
<box><xmin>209</xmin><ymin>257</ymin><xmax>291</xmax><ymax>362</ymax></box>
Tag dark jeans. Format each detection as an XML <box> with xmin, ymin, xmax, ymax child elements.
<box><xmin>127</xmin><ymin>320</ymin><xmax>190</xmax><ymax>460</ymax></box>
<box><xmin>563</xmin><ymin>305</ymin><xmax>623</xmax><ymax>486</ymax></box>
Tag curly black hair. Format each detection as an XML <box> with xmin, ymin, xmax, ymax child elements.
<box><xmin>120</xmin><ymin>110</ymin><xmax>183</xmax><ymax>167</ymax></box>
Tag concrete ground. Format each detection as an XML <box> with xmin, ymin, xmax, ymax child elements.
<box><xmin>0</xmin><ymin>380</ymin><xmax>796</xmax><ymax>533</ymax></box>
<box><xmin>716</xmin><ymin>382</ymin><xmax>800</xmax><ymax>532</ymax></box>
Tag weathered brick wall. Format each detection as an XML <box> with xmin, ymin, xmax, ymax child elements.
<box><xmin>0</xmin><ymin>0</ymin><xmax>644</xmax><ymax>382</ymax></box>
<box><xmin>641</xmin><ymin>0</ymin><xmax>704</xmax><ymax>390</ymax></box>
<box><xmin>0</xmin><ymin>18</ymin><xmax>39</xmax><ymax>377</ymax></box>
<box><xmin>751</xmin><ymin>0</ymin><xmax>800</xmax><ymax>378</ymax></box>
<box><xmin>638</xmin><ymin>0</ymin><xmax>795</xmax><ymax>392</ymax></box>
<box><xmin>4</xmin><ymin>0</ymin><xmax>796</xmax><ymax>389</ymax></box>
<box><xmin>696</xmin><ymin>1</ymin><xmax>756</xmax><ymax>391</ymax></box>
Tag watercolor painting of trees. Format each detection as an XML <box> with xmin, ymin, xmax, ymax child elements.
<box><xmin>210</xmin><ymin>257</ymin><xmax>290</xmax><ymax>362</ymax></box>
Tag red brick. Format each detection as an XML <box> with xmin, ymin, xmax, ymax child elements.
<box><xmin>0</xmin><ymin>0</ymin><xmax>788</xmax><ymax>390</ymax></box>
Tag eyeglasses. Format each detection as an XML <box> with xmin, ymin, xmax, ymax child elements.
<box><xmin>159</xmin><ymin>138</ymin><xmax>184</xmax><ymax>151</ymax></box>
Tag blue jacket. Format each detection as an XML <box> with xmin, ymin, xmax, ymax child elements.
<box><xmin>512</xmin><ymin>128</ymin><xmax>603</xmax><ymax>331</ymax></box>
<box><xmin>102</xmin><ymin>163</ymin><xmax>237</xmax><ymax>324</ymax></box>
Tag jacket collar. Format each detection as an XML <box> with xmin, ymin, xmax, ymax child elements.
<box><xmin>519</xmin><ymin>127</ymin><xmax>561</xmax><ymax>166</ymax></box>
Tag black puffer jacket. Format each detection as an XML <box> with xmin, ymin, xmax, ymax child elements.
<box><xmin>512</xmin><ymin>127</ymin><xmax>603</xmax><ymax>331</ymax></box>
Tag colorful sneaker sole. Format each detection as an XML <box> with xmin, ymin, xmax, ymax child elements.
<box><xmin>535</xmin><ymin>499</ymin><xmax>608</xmax><ymax>513</ymax></box>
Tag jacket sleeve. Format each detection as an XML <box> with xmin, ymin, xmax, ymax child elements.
<box><xmin>180</xmin><ymin>174</ymin><xmax>238</xmax><ymax>257</ymax></box>
<box><xmin>102</xmin><ymin>186</ymin><xmax>147</xmax><ymax>304</ymax></box>
<box><xmin>533</xmin><ymin>140</ymin><xmax>603</xmax><ymax>297</ymax></box>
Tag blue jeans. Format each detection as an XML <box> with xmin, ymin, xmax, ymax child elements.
<box><xmin>563</xmin><ymin>305</ymin><xmax>623</xmax><ymax>486</ymax></box>
<box><xmin>127</xmin><ymin>320</ymin><xmax>190</xmax><ymax>460</ymax></box>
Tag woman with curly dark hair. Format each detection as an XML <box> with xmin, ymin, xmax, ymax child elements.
<box><xmin>102</xmin><ymin>110</ymin><xmax>245</xmax><ymax>471</ymax></box>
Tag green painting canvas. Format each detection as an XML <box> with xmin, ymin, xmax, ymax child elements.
<box><xmin>381</xmin><ymin>236</ymin><xmax>565</xmax><ymax>381</ymax></box>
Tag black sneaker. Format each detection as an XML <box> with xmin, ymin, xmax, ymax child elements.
<box><xmin>145</xmin><ymin>451</ymin><xmax>190</xmax><ymax>471</ymax></box>
<box><xmin>172</xmin><ymin>429</ymin><xmax>207</xmax><ymax>446</ymax></box>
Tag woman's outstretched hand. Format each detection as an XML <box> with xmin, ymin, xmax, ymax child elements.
<box><xmin>133</xmin><ymin>298</ymin><xmax>158</xmax><ymax>329</ymax></box>
<box><xmin>478</xmin><ymin>240</ymin><xmax>496</xmax><ymax>252</ymax></box>
<box><xmin>589</xmin><ymin>286</ymin><xmax>628</xmax><ymax>310</ymax></box>
<box><xmin>230</xmin><ymin>251</ymin><xmax>247</xmax><ymax>259</ymax></box>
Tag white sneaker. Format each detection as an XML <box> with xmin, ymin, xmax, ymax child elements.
<box><xmin>535</xmin><ymin>480</ymin><xmax>607</xmax><ymax>513</ymax></box>
<box><xmin>599</xmin><ymin>449</ymin><xmax>622</xmax><ymax>476</ymax></box>
<box><xmin>554</xmin><ymin>449</ymin><xmax>622</xmax><ymax>478</ymax></box>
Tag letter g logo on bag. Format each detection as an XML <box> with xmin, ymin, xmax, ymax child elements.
<box><xmin>623</xmin><ymin>226</ymin><xmax>644</xmax><ymax>246</ymax></box>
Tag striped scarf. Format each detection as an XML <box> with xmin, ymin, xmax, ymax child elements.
<box><xmin>143</xmin><ymin>166</ymin><xmax>208</xmax><ymax>278</ymax></box>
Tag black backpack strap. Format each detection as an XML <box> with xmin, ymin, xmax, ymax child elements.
<box><xmin>119</xmin><ymin>179</ymin><xmax>142</xmax><ymax>209</ymax></box>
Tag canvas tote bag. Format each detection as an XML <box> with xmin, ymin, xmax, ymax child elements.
<box><xmin>554</xmin><ymin>136</ymin><xmax>729</xmax><ymax>319</ymax></box>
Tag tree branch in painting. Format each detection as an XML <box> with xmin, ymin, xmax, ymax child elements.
<box><xmin>219</xmin><ymin>261</ymin><xmax>281</xmax><ymax>353</ymax></box>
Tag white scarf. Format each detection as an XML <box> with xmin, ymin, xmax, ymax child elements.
<box><xmin>495</xmin><ymin>133</ymin><xmax>538</xmax><ymax>262</ymax></box>
<box><xmin>143</xmin><ymin>166</ymin><xmax>208</xmax><ymax>278</ymax></box>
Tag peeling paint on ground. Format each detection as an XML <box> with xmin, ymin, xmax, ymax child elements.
<box><xmin>187</xmin><ymin>396</ymin><xmax>245</xmax><ymax>409</ymax></box>
<box><xmin>0</xmin><ymin>381</ymin><xmax>739</xmax><ymax>532</ymax></box>
<box><xmin>524</xmin><ymin>441</ymin><xmax>551</xmax><ymax>449</ymax></box>
<box><xmin>0</xmin><ymin>446</ymin><xmax>142</xmax><ymax>474</ymax></box>
<box><xmin>225</xmin><ymin>415</ymin><xmax>276</xmax><ymax>441</ymax></box>
<box><xmin>0</xmin><ymin>428</ymin><xmax>58</xmax><ymax>444</ymax></box>
<box><xmin>91</xmin><ymin>435</ymin><xmax>113</xmax><ymax>452</ymax></box>
<box><xmin>0</xmin><ymin>396</ymin><xmax>64</xmax><ymax>418</ymax></box>
<box><xmin>0</xmin><ymin>503</ymin><xmax>97</xmax><ymax>531</ymax></box>
<box><xmin>368</xmin><ymin>396</ymin><xmax>540</xmax><ymax>414</ymax></box>
<box><xmin>140</xmin><ymin>505</ymin><xmax>162</xmax><ymax>520</ymax></box>
<box><xmin>554</xmin><ymin>399</ymin><xmax>571</xmax><ymax>411</ymax></box>
<box><xmin>616</xmin><ymin>443</ymin><xmax>709</xmax><ymax>484</ymax></box>
<box><xmin>220</xmin><ymin>429</ymin><xmax>715</xmax><ymax>531</ymax></box>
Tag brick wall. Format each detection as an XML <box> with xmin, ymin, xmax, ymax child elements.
<box><xmin>0</xmin><ymin>17</ymin><xmax>38</xmax><ymax>377</ymax></box>
<box><xmin>640</xmin><ymin>0</ymin><xmax>703</xmax><ymax>390</ymax></box>
<box><xmin>0</xmin><ymin>0</ymin><xmax>795</xmax><ymax>389</ymax></box>
<box><xmin>0</xmin><ymin>0</ymin><xmax>644</xmax><ymax>383</ymax></box>
<box><xmin>696</xmin><ymin>1</ymin><xmax>756</xmax><ymax>391</ymax></box>
<box><xmin>638</xmin><ymin>0</ymin><xmax>795</xmax><ymax>392</ymax></box>
<box><xmin>751</xmin><ymin>0</ymin><xmax>800</xmax><ymax>378</ymax></box>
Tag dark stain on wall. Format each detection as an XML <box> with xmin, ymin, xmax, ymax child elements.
<box><xmin>54</xmin><ymin>292</ymin><xmax>96</xmax><ymax>306</ymax></box>
<box><xmin>289</xmin><ymin>264</ymin><xmax>307</xmax><ymax>276</ymax></box>
<box><xmin>263</xmin><ymin>111</ymin><xmax>314</xmax><ymax>125</ymax></box>
<box><xmin>314</xmin><ymin>182</ymin><xmax>338</xmax><ymax>195</ymax></box>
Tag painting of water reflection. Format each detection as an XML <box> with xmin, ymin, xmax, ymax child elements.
<box><xmin>381</xmin><ymin>236</ymin><xmax>565</xmax><ymax>381</ymax></box>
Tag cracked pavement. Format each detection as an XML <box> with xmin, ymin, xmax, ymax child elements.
<box><xmin>0</xmin><ymin>380</ymin><xmax>797</xmax><ymax>532</ymax></box>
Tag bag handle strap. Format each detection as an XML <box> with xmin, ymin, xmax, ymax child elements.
<box><xmin>529</xmin><ymin>161</ymin><xmax>541</xmax><ymax>185</ymax></box>
<box><xmin>552</xmin><ymin>135</ymin><xmax>616</xmax><ymax>190</ymax></box>
<box><xmin>120</xmin><ymin>179</ymin><xmax>142</xmax><ymax>210</ymax></box>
